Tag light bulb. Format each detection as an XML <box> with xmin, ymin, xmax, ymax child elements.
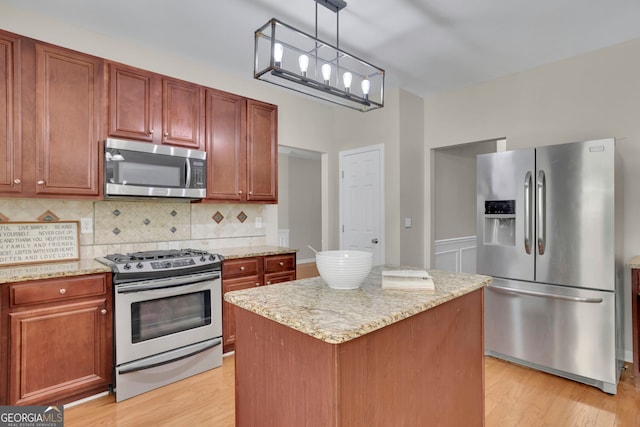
<box><xmin>273</xmin><ymin>43</ymin><xmax>284</xmax><ymax>67</ymax></box>
<box><xmin>298</xmin><ymin>55</ymin><xmax>309</xmax><ymax>77</ymax></box>
<box><xmin>343</xmin><ymin>72</ymin><xmax>352</xmax><ymax>92</ymax></box>
<box><xmin>321</xmin><ymin>64</ymin><xmax>332</xmax><ymax>84</ymax></box>
<box><xmin>361</xmin><ymin>78</ymin><xmax>371</xmax><ymax>99</ymax></box>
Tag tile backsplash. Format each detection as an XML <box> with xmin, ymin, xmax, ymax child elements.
<box><xmin>0</xmin><ymin>199</ymin><xmax>268</xmax><ymax>258</ymax></box>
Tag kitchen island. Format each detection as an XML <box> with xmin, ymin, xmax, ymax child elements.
<box><xmin>225</xmin><ymin>266</ymin><xmax>491</xmax><ymax>427</ymax></box>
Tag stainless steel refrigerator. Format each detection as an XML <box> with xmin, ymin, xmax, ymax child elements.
<box><xmin>477</xmin><ymin>138</ymin><xmax>623</xmax><ymax>394</ymax></box>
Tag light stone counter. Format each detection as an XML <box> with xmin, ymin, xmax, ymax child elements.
<box><xmin>217</xmin><ymin>245</ymin><xmax>297</xmax><ymax>260</ymax></box>
<box><xmin>225</xmin><ymin>265</ymin><xmax>491</xmax><ymax>344</ymax></box>
<box><xmin>626</xmin><ymin>256</ymin><xmax>640</xmax><ymax>269</ymax></box>
<box><xmin>0</xmin><ymin>258</ymin><xmax>111</xmax><ymax>284</ymax></box>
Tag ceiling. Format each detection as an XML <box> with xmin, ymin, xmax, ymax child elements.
<box><xmin>3</xmin><ymin>0</ymin><xmax>640</xmax><ymax>99</ymax></box>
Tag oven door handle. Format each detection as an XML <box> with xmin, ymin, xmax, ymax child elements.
<box><xmin>118</xmin><ymin>338</ymin><xmax>222</xmax><ymax>375</ymax></box>
<box><xmin>116</xmin><ymin>271</ymin><xmax>220</xmax><ymax>294</ymax></box>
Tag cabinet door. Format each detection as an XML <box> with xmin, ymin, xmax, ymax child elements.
<box><xmin>0</xmin><ymin>31</ymin><xmax>21</xmax><ymax>194</ymax></box>
<box><xmin>8</xmin><ymin>298</ymin><xmax>112</xmax><ymax>405</ymax></box>
<box><xmin>205</xmin><ymin>89</ymin><xmax>246</xmax><ymax>201</ymax></box>
<box><xmin>246</xmin><ymin>99</ymin><xmax>277</xmax><ymax>202</ymax></box>
<box><xmin>163</xmin><ymin>78</ymin><xmax>203</xmax><ymax>149</ymax></box>
<box><xmin>108</xmin><ymin>62</ymin><xmax>160</xmax><ymax>142</ymax></box>
<box><xmin>222</xmin><ymin>275</ymin><xmax>261</xmax><ymax>353</ymax></box>
<box><xmin>35</xmin><ymin>44</ymin><xmax>102</xmax><ymax>196</ymax></box>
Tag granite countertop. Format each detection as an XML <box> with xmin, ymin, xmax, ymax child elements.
<box><xmin>217</xmin><ymin>245</ymin><xmax>298</xmax><ymax>260</ymax></box>
<box><xmin>0</xmin><ymin>246</ymin><xmax>297</xmax><ymax>284</ymax></box>
<box><xmin>626</xmin><ymin>256</ymin><xmax>640</xmax><ymax>269</ymax></box>
<box><xmin>225</xmin><ymin>265</ymin><xmax>491</xmax><ymax>344</ymax></box>
<box><xmin>0</xmin><ymin>259</ymin><xmax>111</xmax><ymax>284</ymax></box>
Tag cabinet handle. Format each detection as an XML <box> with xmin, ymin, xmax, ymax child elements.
<box><xmin>239</xmin><ymin>190</ymin><xmax>243</xmax><ymax>195</ymax></box>
<box><xmin>267</xmin><ymin>281</ymin><xmax>271</xmax><ymax>285</ymax></box>
<box><xmin>59</xmin><ymin>288</ymin><xmax>66</xmax><ymax>295</ymax></box>
<box><xmin>249</xmin><ymin>191</ymin><xmax>253</xmax><ymax>195</ymax></box>
<box><xmin>240</xmin><ymin>266</ymin><xmax>245</xmax><ymax>271</ymax></box>
<box><xmin>148</xmin><ymin>129</ymin><xmax>154</xmax><ymax>135</ymax></box>
<box><xmin>279</xmin><ymin>261</ymin><xmax>284</xmax><ymax>266</ymax></box>
<box><xmin>255</xmin><ymin>282</ymin><xmax>260</xmax><ymax>287</ymax></box>
<box><xmin>164</xmin><ymin>132</ymin><xmax>169</xmax><ymax>137</ymax></box>
<box><xmin>37</xmin><ymin>180</ymin><xmax>45</xmax><ymax>185</ymax></box>
<box><xmin>101</xmin><ymin>309</ymin><xmax>107</xmax><ymax>315</ymax></box>
<box><xmin>13</xmin><ymin>178</ymin><xmax>21</xmax><ymax>185</ymax></box>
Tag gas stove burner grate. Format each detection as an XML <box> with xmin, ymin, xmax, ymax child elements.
<box><xmin>104</xmin><ymin>248</ymin><xmax>212</xmax><ymax>263</ymax></box>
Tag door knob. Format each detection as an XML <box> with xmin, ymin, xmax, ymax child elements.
<box><xmin>371</xmin><ymin>238</ymin><xmax>379</xmax><ymax>244</ymax></box>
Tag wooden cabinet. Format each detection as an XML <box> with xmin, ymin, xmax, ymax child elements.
<box><xmin>0</xmin><ymin>30</ymin><xmax>21</xmax><ymax>194</ymax></box>
<box><xmin>221</xmin><ymin>253</ymin><xmax>295</xmax><ymax>353</ymax></box>
<box><xmin>107</xmin><ymin>62</ymin><xmax>204</xmax><ymax>149</ymax></box>
<box><xmin>205</xmin><ymin>91</ymin><xmax>278</xmax><ymax>203</ymax></box>
<box><xmin>0</xmin><ymin>33</ymin><xmax>102</xmax><ymax>198</ymax></box>
<box><xmin>246</xmin><ymin>99</ymin><xmax>278</xmax><ymax>202</ymax></box>
<box><xmin>632</xmin><ymin>268</ymin><xmax>640</xmax><ymax>388</ymax></box>
<box><xmin>33</xmin><ymin>43</ymin><xmax>103</xmax><ymax>196</ymax></box>
<box><xmin>0</xmin><ymin>274</ymin><xmax>113</xmax><ymax>406</ymax></box>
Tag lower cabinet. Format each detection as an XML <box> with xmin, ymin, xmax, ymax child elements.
<box><xmin>1</xmin><ymin>273</ymin><xmax>113</xmax><ymax>405</ymax></box>
<box><xmin>632</xmin><ymin>268</ymin><xmax>640</xmax><ymax>388</ymax></box>
<box><xmin>222</xmin><ymin>253</ymin><xmax>296</xmax><ymax>353</ymax></box>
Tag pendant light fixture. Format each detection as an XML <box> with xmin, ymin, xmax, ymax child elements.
<box><xmin>254</xmin><ymin>0</ymin><xmax>384</xmax><ymax>112</ymax></box>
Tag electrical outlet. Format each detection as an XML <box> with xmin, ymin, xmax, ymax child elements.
<box><xmin>80</xmin><ymin>217</ymin><xmax>93</xmax><ymax>234</ymax></box>
<box><xmin>255</xmin><ymin>216</ymin><xmax>263</xmax><ymax>229</ymax></box>
<box><xmin>404</xmin><ymin>217</ymin><xmax>412</xmax><ymax>228</ymax></box>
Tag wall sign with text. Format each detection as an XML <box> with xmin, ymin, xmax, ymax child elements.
<box><xmin>0</xmin><ymin>221</ymin><xmax>80</xmax><ymax>266</ymax></box>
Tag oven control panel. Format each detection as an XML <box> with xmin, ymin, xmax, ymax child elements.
<box><xmin>151</xmin><ymin>258</ymin><xmax>196</xmax><ymax>269</ymax></box>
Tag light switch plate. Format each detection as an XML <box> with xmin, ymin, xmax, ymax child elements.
<box><xmin>255</xmin><ymin>216</ymin><xmax>263</xmax><ymax>229</ymax></box>
<box><xmin>404</xmin><ymin>217</ymin><xmax>412</xmax><ymax>228</ymax></box>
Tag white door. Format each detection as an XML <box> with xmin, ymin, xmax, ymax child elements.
<box><xmin>339</xmin><ymin>144</ymin><xmax>385</xmax><ymax>265</ymax></box>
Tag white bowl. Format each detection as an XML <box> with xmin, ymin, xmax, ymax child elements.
<box><xmin>315</xmin><ymin>250</ymin><xmax>373</xmax><ymax>290</ymax></box>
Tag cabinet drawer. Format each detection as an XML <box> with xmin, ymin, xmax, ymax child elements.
<box><xmin>223</xmin><ymin>258</ymin><xmax>260</xmax><ymax>278</ymax></box>
<box><xmin>265</xmin><ymin>271</ymin><xmax>296</xmax><ymax>286</ymax></box>
<box><xmin>10</xmin><ymin>275</ymin><xmax>107</xmax><ymax>307</ymax></box>
<box><xmin>264</xmin><ymin>254</ymin><xmax>295</xmax><ymax>274</ymax></box>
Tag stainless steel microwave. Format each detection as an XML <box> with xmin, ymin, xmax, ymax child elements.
<box><xmin>104</xmin><ymin>138</ymin><xmax>207</xmax><ymax>199</ymax></box>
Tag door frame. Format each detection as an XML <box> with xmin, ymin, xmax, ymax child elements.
<box><xmin>339</xmin><ymin>144</ymin><xmax>385</xmax><ymax>265</ymax></box>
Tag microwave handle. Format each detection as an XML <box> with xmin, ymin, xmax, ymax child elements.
<box><xmin>185</xmin><ymin>158</ymin><xmax>192</xmax><ymax>188</ymax></box>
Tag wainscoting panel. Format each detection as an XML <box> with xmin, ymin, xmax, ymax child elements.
<box><xmin>435</xmin><ymin>236</ymin><xmax>476</xmax><ymax>274</ymax></box>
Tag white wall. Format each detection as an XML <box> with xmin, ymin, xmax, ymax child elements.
<box><xmin>424</xmin><ymin>38</ymin><xmax>640</xmax><ymax>361</ymax></box>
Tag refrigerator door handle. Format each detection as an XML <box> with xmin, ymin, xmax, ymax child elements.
<box><xmin>488</xmin><ymin>284</ymin><xmax>604</xmax><ymax>303</ymax></box>
<box><xmin>536</xmin><ymin>170</ymin><xmax>546</xmax><ymax>255</ymax></box>
<box><xmin>524</xmin><ymin>171</ymin><xmax>533</xmax><ymax>254</ymax></box>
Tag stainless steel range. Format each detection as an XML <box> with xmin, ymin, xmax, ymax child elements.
<box><xmin>97</xmin><ymin>249</ymin><xmax>223</xmax><ymax>402</ymax></box>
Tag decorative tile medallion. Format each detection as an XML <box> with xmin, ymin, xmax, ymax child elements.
<box><xmin>143</xmin><ymin>218</ymin><xmax>151</xmax><ymax>225</ymax></box>
<box><xmin>113</xmin><ymin>228</ymin><xmax>121</xmax><ymax>235</ymax></box>
<box><xmin>212</xmin><ymin>211</ymin><xmax>224</xmax><ymax>224</ymax></box>
<box><xmin>113</xmin><ymin>209</ymin><xmax>121</xmax><ymax>217</ymax></box>
<box><xmin>171</xmin><ymin>210</ymin><xmax>178</xmax><ymax>217</ymax></box>
<box><xmin>236</xmin><ymin>211</ymin><xmax>247</xmax><ymax>223</ymax></box>
<box><xmin>38</xmin><ymin>210</ymin><xmax>60</xmax><ymax>222</ymax></box>
<box><xmin>170</xmin><ymin>227</ymin><xmax>177</xmax><ymax>233</ymax></box>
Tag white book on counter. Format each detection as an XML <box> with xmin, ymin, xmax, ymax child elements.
<box><xmin>381</xmin><ymin>270</ymin><xmax>435</xmax><ymax>291</ymax></box>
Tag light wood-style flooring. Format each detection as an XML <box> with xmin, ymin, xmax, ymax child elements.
<box><xmin>64</xmin><ymin>356</ymin><xmax>640</xmax><ymax>426</ymax></box>
<box><xmin>64</xmin><ymin>264</ymin><xmax>640</xmax><ymax>426</ymax></box>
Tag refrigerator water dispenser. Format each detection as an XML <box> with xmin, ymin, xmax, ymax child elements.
<box><xmin>484</xmin><ymin>200</ymin><xmax>515</xmax><ymax>246</ymax></box>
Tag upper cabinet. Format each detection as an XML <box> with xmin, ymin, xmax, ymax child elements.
<box><xmin>0</xmin><ymin>34</ymin><xmax>102</xmax><ymax>199</ymax></box>
<box><xmin>246</xmin><ymin>100</ymin><xmax>278</xmax><ymax>203</ymax></box>
<box><xmin>0</xmin><ymin>31</ymin><xmax>21</xmax><ymax>194</ymax></box>
<box><xmin>107</xmin><ymin>62</ymin><xmax>204</xmax><ymax>149</ymax></box>
<box><xmin>0</xmin><ymin>30</ymin><xmax>277</xmax><ymax>202</ymax></box>
<box><xmin>205</xmin><ymin>92</ymin><xmax>277</xmax><ymax>203</ymax></box>
<box><xmin>33</xmin><ymin>43</ymin><xmax>103</xmax><ymax>196</ymax></box>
